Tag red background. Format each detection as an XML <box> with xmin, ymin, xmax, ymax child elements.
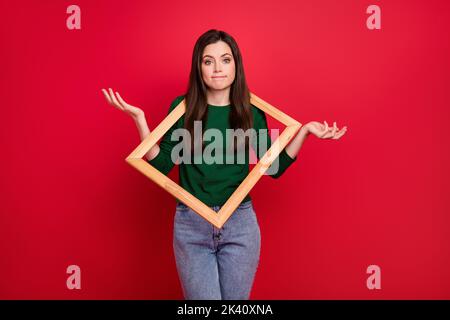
<box><xmin>1</xmin><ymin>0</ymin><xmax>449</xmax><ymax>299</ymax></box>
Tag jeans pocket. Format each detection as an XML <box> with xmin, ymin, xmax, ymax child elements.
<box><xmin>176</xmin><ymin>201</ymin><xmax>190</xmax><ymax>212</ymax></box>
<box><xmin>238</xmin><ymin>200</ymin><xmax>252</xmax><ymax>209</ymax></box>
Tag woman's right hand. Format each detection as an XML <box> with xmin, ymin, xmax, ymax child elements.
<box><xmin>101</xmin><ymin>88</ymin><xmax>144</xmax><ymax>120</ymax></box>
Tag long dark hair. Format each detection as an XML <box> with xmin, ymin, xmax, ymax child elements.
<box><xmin>183</xmin><ymin>29</ymin><xmax>253</xmax><ymax>155</ymax></box>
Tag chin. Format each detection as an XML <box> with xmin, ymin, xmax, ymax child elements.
<box><xmin>209</xmin><ymin>84</ymin><xmax>231</xmax><ymax>91</ymax></box>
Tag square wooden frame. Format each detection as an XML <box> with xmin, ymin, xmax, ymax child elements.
<box><xmin>125</xmin><ymin>92</ymin><xmax>302</xmax><ymax>229</ymax></box>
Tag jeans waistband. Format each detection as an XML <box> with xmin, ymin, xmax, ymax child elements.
<box><xmin>176</xmin><ymin>199</ymin><xmax>252</xmax><ymax>211</ymax></box>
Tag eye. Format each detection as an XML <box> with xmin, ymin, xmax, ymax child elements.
<box><xmin>223</xmin><ymin>58</ymin><xmax>231</xmax><ymax>63</ymax></box>
<box><xmin>204</xmin><ymin>60</ymin><xmax>212</xmax><ymax>65</ymax></box>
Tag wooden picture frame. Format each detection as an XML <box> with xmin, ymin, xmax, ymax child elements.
<box><xmin>125</xmin><ymin>92</ymin><xmax>302</xmax><ymax>228</ymax></box>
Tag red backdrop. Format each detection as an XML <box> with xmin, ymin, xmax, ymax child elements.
<box><xmin>1</xmin><ymin>0</ymin><xmax>449</xmax><ymax>299</ymax></box>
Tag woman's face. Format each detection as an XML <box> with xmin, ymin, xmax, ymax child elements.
<box><xmin>201</xmin><ymin>40</ymin><xmax>236</xmax><ymax>91</ymax></box>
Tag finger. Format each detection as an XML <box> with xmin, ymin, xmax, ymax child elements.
<box><xmin>326</xmin><ymin>122</ymin><xmax>338</xmax><ymax>139</ymax></box>
<box><xmin>331</xmin><ymin>121</ymin><xmax>337</xmax><ymax>135</ymax></box>
<box><xmin>101</xmin><ymin>88</ymin><xmax>113</xmax><ymax>104</ymax></box>
<box><xmin>108</xmin><ymin>88</ymin><xmax>124</xmax><ymax>111</ymax></box>
<box><xmin>115</xmin><ymin>91</ymin><xmax>130</xmax><ymax>109</ymax></box>
<box><xmin>333</xmin><ymin>127</ymin><xmax>347</xmax><ymax>139</ymax></box>
<box><xmin>324</xmin><ymin>121</ymin><xmax>329</xmax><ymax>131</ymax></box>
<box><xmin>102</xmin><ymin>88</ymin><xmax>115</xmax><ymax>105</ymax></box>
<box><xmin>333</xmin><ymin>131</ymin><xmax>345</xmax><ymax>139</ymax></box>
<box><xmin>326</xmin><ymin>121</ymin><xmax>335</xmax><ymax>137</ymax></box>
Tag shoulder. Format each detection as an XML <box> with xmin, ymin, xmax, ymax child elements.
<box><xmin>168</xmin><ymin>94</ymin><xmax>186</xmax><ymax>113</ymax></box>
<box><xmin>251</xmin><ymin>104</ymin><xmax>267</xmax><ymax>129</ymax></box>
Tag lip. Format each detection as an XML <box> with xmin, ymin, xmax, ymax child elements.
<box><xmin>211</xmin><ymin>76</ymin><xmax>227</xmax><ymax>79</ymax></box>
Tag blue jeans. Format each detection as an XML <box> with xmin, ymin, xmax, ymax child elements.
<box><xmin>173</xmin><ymin>199</ymin><xmax>261</xmax><ymax>300</ymax></box>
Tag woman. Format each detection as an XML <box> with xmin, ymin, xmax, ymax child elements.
<box><xmin>102</xmin><ymin>29</ymin><xmax>347</xmax><ymax>300</ymax></box>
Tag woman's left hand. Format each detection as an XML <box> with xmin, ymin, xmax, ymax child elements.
<box><xmin>304</xmin><ymin>121</ymin><xmax>347</xmax><ymax>139</ymax></box>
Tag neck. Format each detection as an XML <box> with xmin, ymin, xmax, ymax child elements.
<box><xmin>206</xmin><ymin>87</ymin><xmax>231</xmax><ymax>106</ymax></box>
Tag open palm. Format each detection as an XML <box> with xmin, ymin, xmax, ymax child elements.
<box><xmin>306</xmin><ymin>121</ymin><xmax>347</xmax><ymax>139</ymax></box>
<box><xmin>101</xmin><ymin>88</ymin><xmax>144</xmax><ymax>120</ymax></box>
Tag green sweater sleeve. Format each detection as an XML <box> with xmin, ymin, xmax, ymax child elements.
<box><xmin>146</xmin><ymin>95</ymin><xmax>185</xmax><ymax>175</ymax></box>
<box><xmin>252</xmin><ymin>107</ymin><xmax>297</xmax><ymax>179</ymax></box>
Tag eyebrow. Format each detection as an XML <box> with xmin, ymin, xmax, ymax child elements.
<box><xmin>202</xmin><ymin>53</ymin><xmax>233</xmax><ymax>59</ymax></box>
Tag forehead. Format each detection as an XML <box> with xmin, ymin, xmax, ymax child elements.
<box><xmin>202</xmin><ymin>40</ymin><xmax>233</xmax><ymax>57</ymax></box>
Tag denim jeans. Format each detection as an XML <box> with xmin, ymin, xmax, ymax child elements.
<box><xmin>173</xmin><ymin>199</ymin><xmax>261</xmax><ymax>300</ymax></box>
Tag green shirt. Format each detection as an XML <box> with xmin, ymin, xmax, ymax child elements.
<box><xmin>147</xmin><ymin>95</ymin><xmax>297</xmax><ymax>206</ymax></box>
